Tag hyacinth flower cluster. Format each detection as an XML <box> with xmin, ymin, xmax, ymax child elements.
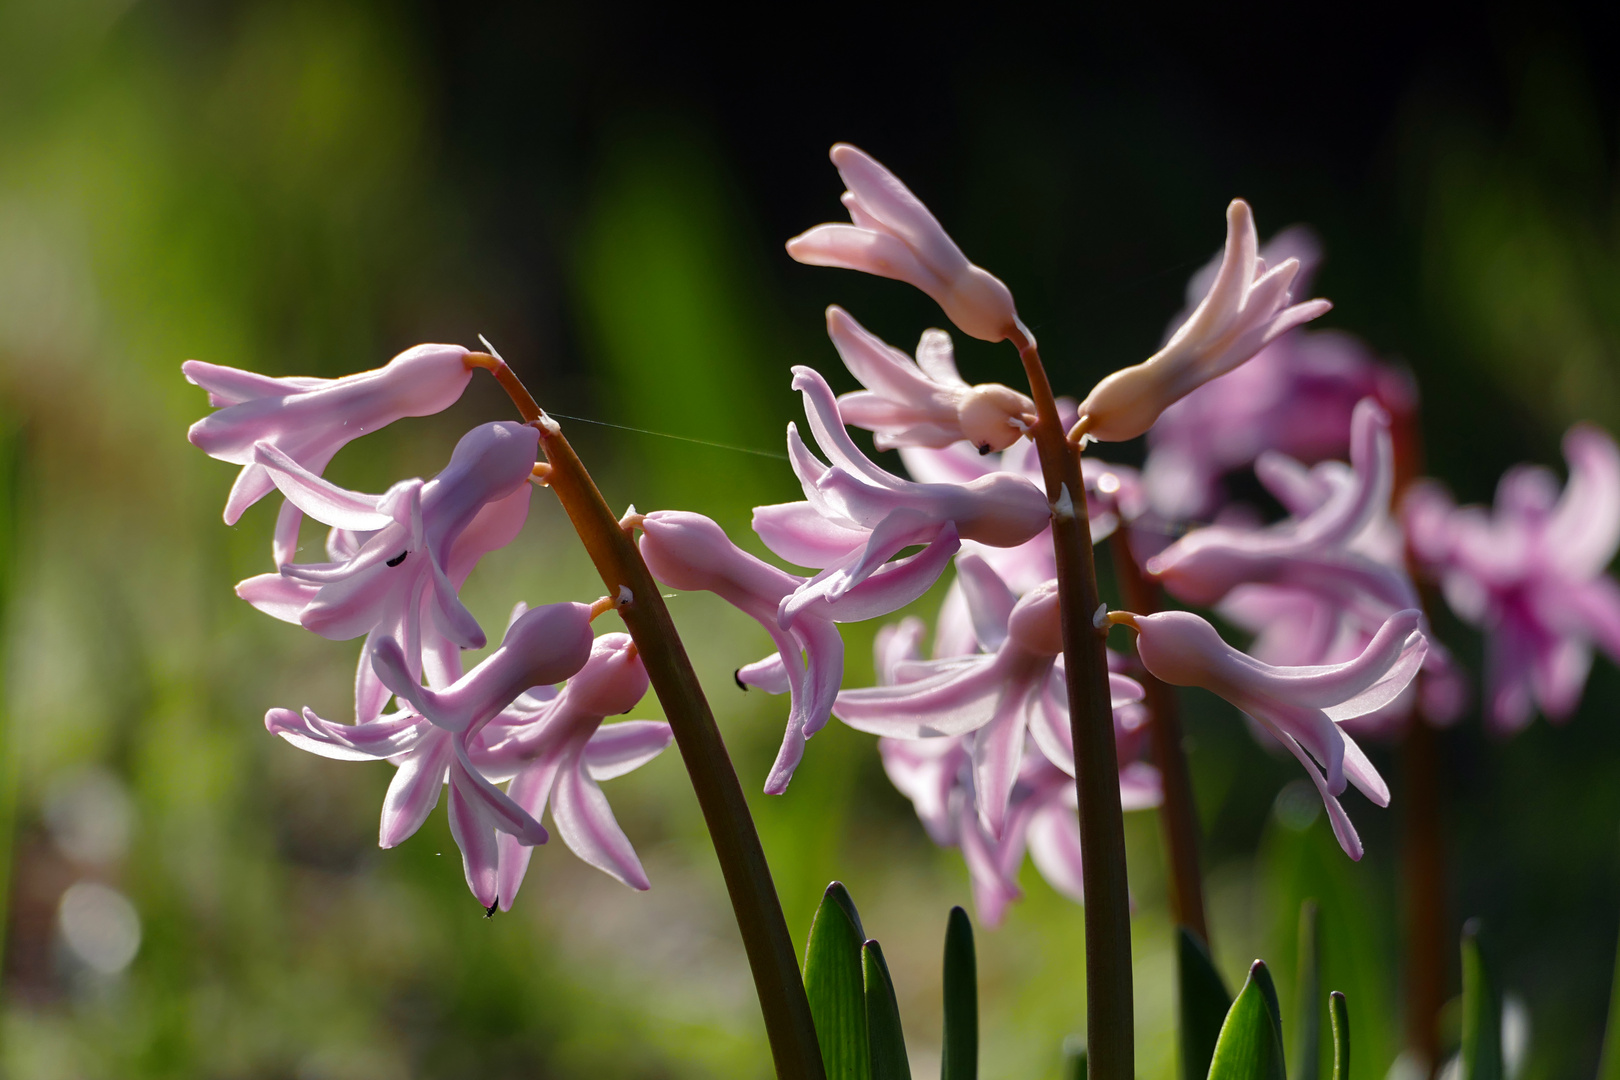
<box><xmin>182</xmin><ymin>139</ymin><xmax>1620</xmax><ymax>1080</ymax></box>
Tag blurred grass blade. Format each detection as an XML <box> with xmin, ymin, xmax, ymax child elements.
<box><xmin>941</xmin><ymin>906</ymin><xmax>977</xmax><ymax>1080</ymax></box>
<box><xmin>1062</xmin><ymin>1035</ymin><xmax>1089</xmax><ymax>1080</ymax></box>
<box><xmin>1461</xmin><ymin>920</ymin><xmax>1502</xmax><ymax>1080</ymax></box>
<box><xmin>1328</xmin><ymin>992</ymin><xmax>1349</xmax><ymax>1080</ymax></box>
<box><xmin>1601</xmin><ymin>916</ymin><xmax>1620</xmax><ymax>1080</ymax></box>
<box><xmin>0</xmin><ymin>421</ymin><xmax>25</xmax><ymax>985</ymax></box>
<box><xmin>1207</xmin><ymin>960</ymin><xmax>1287</xmax><ymax>1080</ymax></box>
<box><xmin>1293</xmin><ymin>901</ymin><xmax>1322</xmax><ymax>1080</ymax></box>
<box><xmin>1179</xmin><ymin>926</ymin><xmax>1235</xmax><ymax>1080</ymax></box>
<box><xmin>805</xmin><ymin>882</ymin><xmax>871</xmax><ymax>1080</ymax></box>
<box><xmin>863</xmin><ymin>940</ymin><xmax>911</xmax><ymax>1080</ymax></box>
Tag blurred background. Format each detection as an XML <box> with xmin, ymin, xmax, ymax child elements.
<box><xmin>0</xmin><ymin>1</ymin><xmax>1617</xmax><ymax>1077</ymax></box>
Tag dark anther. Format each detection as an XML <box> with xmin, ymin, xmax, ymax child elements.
<box><xmin>734</xmin><ymin>669</ymin><xmax>748</xmax><ymax>691</ymax></box>
<box><xmin>484</xmin><ymin>900</ymin><xmax>498</xmax><ymax>918</ymax></box>
<box><xmin>977</xmin><ymin>444</ymin><xmax>992</xmax><ymax>456</ymax></box>
<box><xmin>386</xmin><ymin>551</ymin><xmax>409</xmax><ymax>567</ymax></box>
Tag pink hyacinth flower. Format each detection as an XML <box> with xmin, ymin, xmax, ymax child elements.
<box><xmin>638</xmin><ymin>509</ymin><xmax>957</xmax><ymax>794</ymax></box>
<box><xmin>824</xmin><ymin>306</ymin><xmax>1036</xmax><ymax>453</ymax></box>
<box><xmin>465</xmin><ymin>632</ymin><xmax>672</xmax><ymax>910</ymax></box>
<box><xmin>786</xmin><ymin>144</ymin><xmax>1029</xmax><ymax>344</ymax></box>
<box><xmin>237</xmin><ymin>422</ymin><xmax>539</xmax><ymax>723</ymax></box>
<box><xmin>1404</xmin><ymin>424</ymin><xmax>1620</xmax><ymax>733</ymax></box>
<box><xmin>753</xmin><ymin>366</ymin><xmax>1048</xmax><ymax>612</ymax></box>
<box><xmin>1075</xmin><ymin>200</ymin><xmax>1332</xmax><ymax>443</ymax></box>
<box><xmin>266</xmin><ymin>600</ymin><xmax>594</xmax><ymax>909</ymax></box>
<box><xmin>185</xmin><ymin>343</ymin><xmax>474</xmax><ymax>564</ymax></box>
<box><xmin>836</xmin><ymin>556</ymin><xmax>1144</xmax><ymax>838</ymax></box>
<box><xmin>1147</xmin><ymin>399</ymin><xmax>1418</xmax><ymax>631</ymax></box>
<box><xmin>1127</xmin><ymin>608</ymin><xmax>1426</xmax><ymax>859</ymax></box>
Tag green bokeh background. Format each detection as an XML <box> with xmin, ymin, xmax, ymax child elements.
<box><xmin>0</xmin><ymin>2</ymin><xmax>1617</xmax><ymax>1077</ymax></box>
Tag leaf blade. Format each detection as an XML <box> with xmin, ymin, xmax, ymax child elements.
<box><xmin>1460</xmin><ymin>920</ymin><xmax>1502</xmax><ymax>1080</ymax></box>
<box><xmin>1178</xmin><ymin>926</ymin><xmax>1234</xmax><ymax>1080</ymax></box>
<box><xmin>1328</xmin><ymin>991</ymin><xmax>1349</xmax><ymax>1080</ymax></box>
<box><xmin>941</xmin><ymin>906</ymin><xmax>977</xmax><ymax>1080</ymax></box>
<box><xmin>1207</xmin><ymin>960</ymin><xmax>1287</xmax><ymax>1080</ymax></box>
<box><xmin>1293</xmin><ymin>901</ymin><xmax>1322</xmax><ymax>1080</ymax></box>
<box><xmin>864</xmin><ymin>939</ymin><xmax>911</xmax><ymax>1080</ymax></box>
<box><xmin>804</xmin><ymin>882</ymin><xmax>871</xmax><ymax>1080</ymax></box>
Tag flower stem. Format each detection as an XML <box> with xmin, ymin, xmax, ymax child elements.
<box><xmin>1108</xmin><ymin>530</ymin><xmax>1209</xmax><ymax>945</ymax></box>
<box><xmin>469</xmin><ymin>356</ymin><xmax>826</xmax><ymax>1080</ymax></box>
<box><xmin>1012</xmin><ymin>333</ymin><xmax>1134</xmax><ymax>1079</ymax></box>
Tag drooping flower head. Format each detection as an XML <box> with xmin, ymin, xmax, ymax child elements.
<box><xmin>185</xmin><ymin>343</ymin><xmax>475</xmax><ymax>564</ymax></box>
<box><xmin>786</xmin><ymin>144</ymin><xmax>1030</xmax><ymax>344</ymax></box>
<box><xmin>1119</xmin><ymin>607</ymin><xmax>1426</xmax><ymax>859</ymax></box>
<box><xmin>237</xmin><ymin>421</ymin><xmax>539</xmax><ymax>722</ymax></box>
<box><xmin>265</xmin><ymin>600</ymin><xmax>596</xmax><ymax>909</ymax></box>
<box><xmin>1074</xmin><ymin>200</ymin><xmax>1332</xmax><ymax>444</ymax></box>
<box><xmin>1404</xmin><ymin>423</ymin><xmax>1620</xmax><ymax>732</ymax></box>
<box><xmin>825</xmin><ymin>306</ymin><xmax>1035</xmax><ymax>453</ymax></box>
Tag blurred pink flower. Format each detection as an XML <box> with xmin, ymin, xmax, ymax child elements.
<box><xmin>1404</xmin><ymin>424</ymin><xmax>1620</xmax><ymax>733</ymax></box>
<box><xmin>1075</xmin><ymin>200</ymin><xmax>1331</xmax><ymax>443</ymax></box>
<box><xmin>753</xmin><ymin>366</ymin><xmax>1048</xmax><ymax>610</ymax></box>
<box><xmin>1126</xmin><ymin>607</ymin><xmax>1425</xmax><ymax>859</ymax></box>
<box><xmin>823</xmin><ymin>306</ymin><xmax>1035</xmax><ymax>453</ymax></box>
<box><xmin>236</xmin><ymin>422</ymin><xmax>538</xmax><ymax>722</ymax></box>
<box><xmin>637</xmin><ymin>509</ymin><xmax>956</xmax><ymax>794</ymax></box>
<box><xmin>185</xmin><ymin>344</ymin><xmax>474</xmax><ymax>564</ymax></box>
<box><xmin>787</xmin><ymin>144</ymin><xmax>1028</xmax><ymax>344</ymax></box>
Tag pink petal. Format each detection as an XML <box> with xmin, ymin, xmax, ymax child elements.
<box><xmin>252</xmin><ymin>442</ymin><xmax>394</xmax><ymax>530</ymax></box>
<box><xmin>235</xmin><ymin>573</ymin><xmax>318</xmax><ymax>623</ymax></box>
<box><xmin>584</xmin><ymin>721</ymin><xmax>673</xmax><ymax>781</ymax></box>
<box><xmin>552</xmin><ymin>754</ymin><xmax>651</xmax><ymax>890</ymax></box>
<box><xmin>380</xmin><ymin>731</ymin><xmax>453</xmax><ymax>848</ymax></box>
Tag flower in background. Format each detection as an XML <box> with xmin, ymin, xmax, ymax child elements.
<box><xmin>1119</xmin><ymin>607</ymin><xmax>1426</xmax><ymax>859</ymax></box>
<box><xmin>786</xmin><ymin>144</ymin><xmax>1030</xmax><ymax>344</ymax></box>
<box><xmin>824</xmin><ymin>306</ymin><xmax>1035</xmax><ymax>453</ymax></box>
<box><xmin>185</xmin><ymin>343</ymin><xmax>474</xmax><ymax>564</ymax></box>
<box><xmin>1074</xmin><ymin>200</ymin><xmax>1332</xmax><ymax>443</ymax></box>
<box><xmin>267</xmin><ymin>601</ymin><xmax>596</xmax><ymax>909</ymax></box>
<box><xmin>1404</xmin><ymin>424</ymin><xmax>1620</xmax><ymax>732</ymax></box>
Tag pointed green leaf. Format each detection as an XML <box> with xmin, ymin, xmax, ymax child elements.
<box><xmin>863</xmin><ymin>940</ymin><xmax>911</xmax><ymax>1080</ymax></box>
<box><xmin>1460</xmin><ymin>920</ymin><xmax>1502</xmax><ymax>1080</ymax></box>
<box><xmin>1207</xmin><ymin>960</ymin><xmax>1288</xmax><ymax>1080</ymax></box>
<box><xmin>805</xmin><ymin>883</ymin><xmax>871</xmax><ymax>1080</ymax></box>
<box><xmin>1061</xmin><ymin>1035</ymin><xmax>1089</xmax><ymax>1080</ymax></box>
<box><xmin>1328</xmin><ymin>992</ymin><xmax>1349</xmax><ymax>1080</ymax></box>
<box><xmin>941</xmin><ymin>906</ymin><xmax>977</xmax><ymax>1080</ymax></box>
<box><xmin>1178</xmin><ymin>926</ymin><xmax>1234</xmax><ymax>1080</ymax></box>
<box><xmin>1293</xmin><ymin>902</ymin><xmax>1322</xmax><ymax>1080</ymax></box>
<box><xmin>1600</xmin><ymin>917</ymin><xmax>1620</xmax><ymax>1080</ymax></box>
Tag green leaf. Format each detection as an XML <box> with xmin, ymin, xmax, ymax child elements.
<box><xmin>1178</xmin><ymin>926</ymin><xmax>1234</xmax><ymax>1080</ymax></box>
<box><xmin>804</xmin><ymin>882</ymin><xmax>871</xmax><ymax>1080</ymax></box>
<box><xmin>1207</xmin><ymin>960</ymin><xmax>1288</xmax><ymax>1080</ymax></box>
<box><xmin>1293</xmin><ymin>902</ymin><xmax>1322</xmax><ymax>1080</ymax></box>
<box><xmin>1328</xmin><ymin>992</ymin><xmax>1349</xmax><ymax>1080</ymax></box>
<box><xmin>1061</xmin><ymin>1035</ymin><xmax>1089</xmax><ymax>1080</ymax></box>
<box><xmin>863</xmin><ymin>940</ymin><xmax>911</xmax><ymax>1080</ymax></box>
<box><xmin>1460</xmin><ymin>920</ymin><xmax>1502</xmax><ymax>1080</ymax></box>
<box><xmin>941</xmin><ymin>906</ymin><xmax>977</xmax><ymax>1080</ymax></box>
<box><xmin>1600</xmin><ymin>915</ymin><xmax>1620</xmax><ymax>1080</ymax></box>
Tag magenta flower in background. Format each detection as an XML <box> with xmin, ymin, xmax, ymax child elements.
<box><xmin>1405</xmin><ymin>424</ymin><xmax>1620</xmax><ymax>733</ymax></box>
<box><xmin>786</xmin><ymin>144</ymin><xmax>1029</xmax><ymax>344</ymax></box>
<box><xmin>638</xmin><ymin>509</ymin><xmax>957</xmax><ymax>794</ymax></box>
<box><xmin>1075</xmin><ymin>200</ymin><xmax>1332</xmax><ymax>443</ymax></box>
<box><xmin>266</xmin><ymin>600</ymin><xmax>596</xmax><ymax>909</ymax></box>
<box><xmin>1125</xmin><ymin>607</ymin><xmax>1426</xmax><ymax>859</ymax></box>
<box><xmin>236</xmin><ymin>421</ymin><xmax>539</xmax><ymax>722</ymax></box>
<box><xmin>467</xmin><ymin>632</ymin><xmax>672</xmax><ymax>910</ymax></box>
<box><xmin>185</xmin><ymin>344</ymin><xmax>474</xmax><ymax>564</ymax></box>
<box><xmin>753</xmin><ymin>366</ymin><xmax>1049</xmax><ymax>611</ymax></box>
<box><xmin>823</xmin><ymin>306</ymin><xmax>1036</xmax><ymax>453</ymax></box>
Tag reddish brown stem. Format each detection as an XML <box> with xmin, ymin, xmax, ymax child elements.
<box><xmin>1108</xmin><ymin>530</ymin><xmax>1210</xmax><ymax>945</ymax></box>
<box><xmin>1013</xmin><ymin>333</ymin><xmax>1135</xmax><ymax>1080</ymax></box>
<box><xmin>470</xmin><ymin>356</ymin><xmax>825</xmax><ymax>1080</ymax></box>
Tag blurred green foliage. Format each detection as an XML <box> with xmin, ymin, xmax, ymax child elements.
<box><xmin>0</xmin><ymin>2</ymin><xmax>1616</xmax><ymax>1079</ymax></box>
